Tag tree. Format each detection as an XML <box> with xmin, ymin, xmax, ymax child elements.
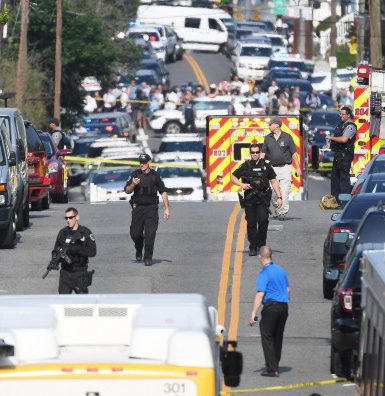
<box><xmin>17</xmin><ymin>0</ymin><xmax>140</xmax><ymax>125</ymax></box>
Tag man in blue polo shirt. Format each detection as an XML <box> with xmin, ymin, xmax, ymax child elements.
<box><xmin>250</xmin><ymin>246</ymin><xmax>290</xmax><ymax>377</ymax></box>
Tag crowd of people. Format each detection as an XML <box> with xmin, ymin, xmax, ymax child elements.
<box><xmin>82</xmin><ymin>74</ymin><xmax>355</xmax><ymax>128</ymax></box>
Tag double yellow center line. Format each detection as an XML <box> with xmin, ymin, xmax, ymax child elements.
<box><xmin>184</xmin><ymin>54</ymin><xmax>210</xmax><ymax>93</ymax></box>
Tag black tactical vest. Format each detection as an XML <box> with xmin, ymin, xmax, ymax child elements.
<box><xmin>330</xmin><ymin>120</ymin><xmax>356</xmax><ymax>155</ymax></box>
<box><xmin>242</xmin><ymin>159</ymin><xmax>271</xmax><ymax>200</ymax></box>
<box><xmin>131</xmin><ymin>169</ymin><xmax>160</xmax><ymax>205</ymax></box>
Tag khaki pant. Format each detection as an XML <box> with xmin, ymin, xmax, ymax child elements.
<box><xmin>272</xmin><ymin>164</ymin><xmax>292</xmax><ymax>215</ymax></box>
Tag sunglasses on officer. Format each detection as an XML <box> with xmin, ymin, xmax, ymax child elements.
<box><xmin>64</xmin><ymin>215</ymin><xmax>76</xmax><ymax>220</ymax></box>
<box><xmin>250</xmin><ymin>150</ymin><xmax>260</xmax><ymax>155</ymax></box>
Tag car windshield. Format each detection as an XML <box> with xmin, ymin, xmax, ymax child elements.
<box><xmin>159</xmin><ymin>141</ymin><xmax>202</xmax><ymax>152</ymax></box>
<box><xmin>193</xmin><ymin>101</ymin><xmax>230</xmax><ymax>111</ymax></box>
<box><xmin>342</xmin><ymin>198</ymin><xmax>385</xmax><ymax>220</ymax></box>
<box><xmin>311</xmin><ymin>75</ymin><xmax>327</xmax><ymax>84</ymax></box>
<box><xmin>337</xmin><ymin>73</ymin><xmax>355</xmax><ymax>82</ymax></box>
<box><xmin>73</xmin><ymin>141</ymin><xmax>93</xmax><ymax>156</ymax></box>
<box><xmin>269</xmin><ymin>60</ymin><xmax>306</xmax><ymax>71</ymax></box>
<box><xmin>271</xmin><ymin>70</ymin><xmax>301</xmax><ymax>79</ymax></box>
<box><xmin>92</xmin><ymin>169</ymin><xmax>132</xmax><ymax>185</ymax></box>
<box><xmin>370</xmin><ymin>160</ymin><xmax>385</xmax><ymax>174</ymax></box>
<box><xmin>270</xmin><ymin>37</ymin><xmax>284</xmax><ymax>46</ymax></box>
<box><xmin>309</xmin><ymin>112</ymin><xmax>340</xmax><ymax>127</ymax></box>
<box><xmin>277</xmin><ymin>80</ymin><xmax>311</xmax><ymax>92</ymax></box>
<box><xmin>236</xmin><ymin>30</ymin><xmax>254</xmax><ymax>39</ymax></box>
<box><xmin>140</xmin><ymin>62</ymin><xmax>159</xmax><ymax>73</ymax></box>
<box><xmin>128</xmin><ymin>32</ymin><xmax>159</xmax><ymax>41</ymax></box>
<box><xmin>240</xmin><ymin>46</ymin><xmax>272</xmax><ymax>57</ymax></box>
<box><xmin>40</xmin><ymin>136</ymin><xmax>55</xmax><ymax>157</ymax></box>
<box><xmin>363</xmin><ymin>179</ymin><xmax>385</xmax><ymax>193</ymax></box>
<box><xmin>26</xmin><ymin>126</ymin><xmax>45</xmax><ymax>152</ymax></box>
<box><xmin>134</xmin><ymin>74</ymin><xmax>157</xmax><ymax>85</ymax></box>
<box><xmin>158</xmin><ymin>167</ymin><xmax>201</xmax><ymax>178</ymax></box>
<box><xmin>356</xmin><ymin>214</ymin><xmax>385</xmax><ymax>244</ymax></box>
<box><xmin>320</xmin><ymin>95</ymin><xmax>336</xmax><ymax>108</ymax></box>
<box><xmin>220</xmin><ymin>18</ymin><xmax>235</xmax><ymax>31</ymax></box>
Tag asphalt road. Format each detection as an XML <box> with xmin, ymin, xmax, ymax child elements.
<box><xmin>2</xmin><ymin>53</ymin><xmax>348</xmax><ymax>395</ymax></box>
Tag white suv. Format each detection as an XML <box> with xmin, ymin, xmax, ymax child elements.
<box><xmin>231</xmin><ymin>42</ymin><xmax>273</xmax><ymax>81</ymax></box>
<box><xmin>154</xmin><ymin>134</ymin><xmax>203</xmax><ymax>163</ymax></box>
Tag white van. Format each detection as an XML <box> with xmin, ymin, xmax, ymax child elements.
<box><xmin>0</xmin><ymin>294</ymin><xmax>242</xmax><ymax>396</ymax></box>
<box><xmin>137</xmin><ymin>5</ymin><xmax>232</xmax><ymax>53</ymax></box>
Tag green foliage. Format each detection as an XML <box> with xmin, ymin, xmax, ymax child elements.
<box><xmin>6</xmin><ymin>0</ymin><xmax>140</xmax><ymax>127</ymax></box>
<box><xmin>336</xmin><ymin>45</ymin><xmax>356</xmax><ymax>69</ymax></box>
<box><xmin>0</xmin><ymin>57</ymin><xmax>48</xmax><ymax>128</ymax></box>
<box><xmin>0</xmin><ymin>8</ymin><xmax>9</xmax><ymax>26</ymax></box>
<box><xmin>315</xmin><ymin>15</ymin><xmax>341</xmax><ymax>36</ymax></box>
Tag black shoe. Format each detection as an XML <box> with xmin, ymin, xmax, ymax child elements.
<box><xmin>249</xmin><ymin>248</ymin><xmax>259</xmax><ymax>256</ymax></box>
<box><xmin>144</xmin><ymin>258</ymin><xmax>152</xmax><ymax>266</ymax></box>
<box><xmin>260</xmin><ymin>370</ymin><xmax>279</xmax><ymax>377</ymax></box>
<box><xmin>136</xmin><ymin>251</ymin><xmax>143</xmax><ymax>262</ymax></box>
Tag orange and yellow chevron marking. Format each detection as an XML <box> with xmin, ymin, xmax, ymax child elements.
<box><xmin>207</xmin><ymin>115</ymin><xmax>303</xmax><ymax>195</ymax></box>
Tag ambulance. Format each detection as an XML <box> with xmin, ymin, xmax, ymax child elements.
<box><xmin>0</xmin><ymin>294</ymin><xmax>242</xmax><ymax>395</ymax></box>
<box><xmin>352</xmin><ymin>63</ymin><xmax>385</xmax><ymax>181</ymax></box>
<box><xmin>206</xmin><ymin>115</ymin><xmax>307</xmax><ymax>201</ymax></box>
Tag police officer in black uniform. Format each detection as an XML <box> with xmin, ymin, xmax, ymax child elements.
<box><xmin>48</xmin><ymin>207</ymin><xmax>96</xmax><ymax>294</ymax></box>
<box><xmin>326</xmin><ymin>106</ymin><xmax>356</xmax><ymax>201</ymax></box>
<box><xmin>125</xmin><ymin>153</ymin><xmax>170</xmax><ymax>266</ymax></box>
<box><xmin>231</xmin><ymin>144</ymin><xmax>283</xmax><ymax>256</ymax></box>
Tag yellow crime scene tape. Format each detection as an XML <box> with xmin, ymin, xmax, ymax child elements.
<box><xmin>220</xmin><ymin>378</ymin><xmax>349</xmax><ymax>394</ymax></box>
<box><xmin>65</xmin><ymin>156</ymin><xmax>202</xmax><ymax>169</ymax></box>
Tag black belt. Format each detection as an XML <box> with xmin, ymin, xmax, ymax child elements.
<box><xmin>272</xmin><ymin>163</ymin><xmax>291</xmax><ymax>167</ymax></box>
<box><xmin>264</xmin><ymin>300</ymin><xmax>288</xmax><ymax>307</ymax></box>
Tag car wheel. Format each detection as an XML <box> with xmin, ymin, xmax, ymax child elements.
<box><xmin>131</xmin><ymin>134</ymin><xmax>137</xmax><ymax>143</ymax></box>
<box><xmin>22</xmin><ymin>202</ymin><xmax>30</xmax><ymax>228</ymax></box>
<box><xmin>323</xmin><ymin>275</ymin><xmax>336</xmax><ymax>299</ymax></box>
<box><xmin>41</xmin><ymin>194</ymin><xmax>50</xmax><ymax>210</ymax></box>
<box><xmin>16</xmin><ymin>202</ymin><xmax>24</xmax><ymax>232</ymax></box>
<box><xmin>176</xmin><ymin>51</ymin><xmax>183</xmax><ymax>61</ymax></box>
<box><xmin>31</xmin><ymin>200</ymin><xmax>42</xmax><ymax>211</ymax></box>
<box><xmin>0</xmin><ymin>210</ymin><xmax>16</xmax><ymax>249</ymax></box>
<box><xmin>163</xmin><ymin>121</ymin><xmax>182</xmax><ymax>134</ymax></box>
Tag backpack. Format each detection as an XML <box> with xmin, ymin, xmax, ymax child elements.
<box><xmin>319</xmin><ymin>195</ymin><xmax>339</xmax><ymax>209</ymax></box>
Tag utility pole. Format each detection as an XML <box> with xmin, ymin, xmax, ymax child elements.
<box><xmin>54</xmin><ymin>0</ymin><xmax>62</xmax><ymax>120</ymax></box>
<box><xmin>330</xmin><ymin>0</ymin><xmax>337</xmax><ymax>101</ymax></box>
<box><xmin>15</xmin><ymin>0</ymin><xmax>29</xmax><ymax>109</ymax></box>
<box><xmin>298</xmin><ymin>4</ymin><xmax>305</xmax><ymax>58</ymax></box>
<box><xmin>369</xmin><ymin>0</ymin><xmax>382</xmax><ymax>68</ymax></box>
<box><xmin>357</xmin><ymin>0</ymin><xmax>365</xmax><ymax>63</ymax></box>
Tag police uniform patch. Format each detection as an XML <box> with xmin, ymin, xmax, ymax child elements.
<box><xmin>89</xmin><ymin>234</ymin><xmax>95</xmax><ymax>241</ymax></box>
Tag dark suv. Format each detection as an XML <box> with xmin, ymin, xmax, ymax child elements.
<box><xmin>322</xmin><ymin>193</ymin><xmax>385</xmax><ymax>299</ymax></box>
<box><xmin>25</xmin><ymin>121</ymin><xmax>50</xmax><ymax>211</ymax></box>
<box><xmin>330</xmin><ymin>242</ymin><xmax>384</xmax><ymax>380</ymax></box>
<box><xmin>0</xmin><ymin>119</ymin><xmax>17</xmax><ymax>248</ymax></box>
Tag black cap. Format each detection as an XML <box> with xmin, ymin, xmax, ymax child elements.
<box><xmin>268</xmin><ymin>117</ymin><xmax>282</xmax><ymax>127</ymax></box>
<box><xmin>49</xmin><ymin>117</ymin><xmax>60</xmax><ymax>126</ymax></box>
<box><xmin>138</xmin><ymin>153</ymin><xmax>151</xmax><ymax>163</ymax></box>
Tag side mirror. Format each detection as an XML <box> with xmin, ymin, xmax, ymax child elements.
<box><xmin>333</xmin><ymin>232</ymin><xmax>349</xmax><ymax>244</ymax></box>
<box><xmin>222</xmin><ymin>350</ymin><xmax>243</xmax><ymax>387</ymax></box>
<box><xmin>60</xmin><ymin>148</ymin><xmax>72</xmax><ymax>156</ymax></box>
<box><xmin>8</xmin><ymin>151</ymin><xmax>16</xmax><ymax>166</ymax></box>
<box><xmin>331</xmin><ymin>213</ymin><xmax>341</xmax><ymax>221</ymax></box>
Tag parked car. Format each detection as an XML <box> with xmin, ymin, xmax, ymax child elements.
<box><xmin>307</xmin><ymin>110</ymin><xmax>339</xmax><ymax>173</ymax></box>
<box><xmin>139</xmin><ymin>59</ymin><xmax>170</xmax><ymax>88</ymax></box>
<box><xmin>351</xmin><ymin>154</ymin><xmax>385</xmax><ymax>193</ymax></box>
<box><xmin>154</xmin><ymin>134</ymin><xmax>203</xmax><ymax>163</ymax></box>
<box><xmin>322</xmin><ymin>193</ymin><xmax>385</xmax><ymax>299</ymax></box>
<box><xmin>25</xmin><ymin>121</ymin><xmax>50</xmax><ymax>211</ymax></box>
<box><xmin>274</xmin><ymin>78</ymin><xmax>312</xmax><ymax>94</ymax></box>
<box><xmin>267</xmin><ymin>53</ymin><xmax>309</xmax><ymax>79</ymax></box>
<box><xmin>39</xmin><ymin>132</ymin><xmax>71</xmax><ymax>203</ymax></box>
<box><xmin>330</xmin><ymin>242</ymin><xmax>383</xmax><ymax>379</ymax></box>
<box><xmin>0</xmin><ymin>118</ymin><xmax>17</xmax><ymax>248</ymax></box>
<box><xmin>0</xmin><ymin>108</ymin><xmax>29</xmax><ymax>230</ymax></box>
<box><xmin>157</xmin><ymin>163</ymin><xmax>205</xmax><ymax>201</ymax></box>
<box><xmin>82</xmin><ymin>112</ymin><xmax>135</xmax><ymax>141</ymax></box>
<box><xmin>260</xmin><ymin>67</ymin><xmax>302</xmax><ymax>91</ymax></box>
<box><xmin>352</xmin><ymin>173</ymin><xmax>385</xmax><ymax>194</ymax></box>
<box><xmin>134</xmin><ymin>69</ymin><xmax>160</xmax><ymax>86</ymax></box>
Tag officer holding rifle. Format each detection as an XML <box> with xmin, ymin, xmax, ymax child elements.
<box><xmin>231</xmin><ymin>144</ymin><xmax>283</xmax><ymax>256</ymax></box>
<box><xmin>44</xmin><ymin>207</ymin><xmax>97</xmax><ymax>294</ymax></box>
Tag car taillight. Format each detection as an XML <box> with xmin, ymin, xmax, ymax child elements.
<box><xmin>105</xmin><ymin>126</ymin><xmax>114</xmax><ymax>132</ymax></box>
<box><xmin>331</xmin><ymin>226</ymin><xmax>353</xmax><ymax>234</ymax></box>
<box><xmin>379</xmin><ymin>147</ymin><xmax>385</xmax><ymax>155</ymax></box>
<box><xmin>123</xmin><ymin>132</ymin><xmax>129</xmax><ymax>137</ymax></box>
<box><xmin>339</xmin><ymin>287</ymin><xmax>353</xmax><ymax>312</ymax></box>
<box><xmin>338</xmin><ymin>261</ymin><xmax>346</xmax><ymax>268</ymax></box>
<box><xmin>352</xmin><ymin>182</ymin><xmax>362</xmax><ymax>195</ymax></box>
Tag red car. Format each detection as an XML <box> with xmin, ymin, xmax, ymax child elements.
<box><xmin>25</xmin><ymin>121</ymin><xmax>51</xmax><ymax>211</ymax></box>
<box><xmin>39</xmin><ymin>132</ymin><xmax>71</xmax><ymax>203</ymax></box>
